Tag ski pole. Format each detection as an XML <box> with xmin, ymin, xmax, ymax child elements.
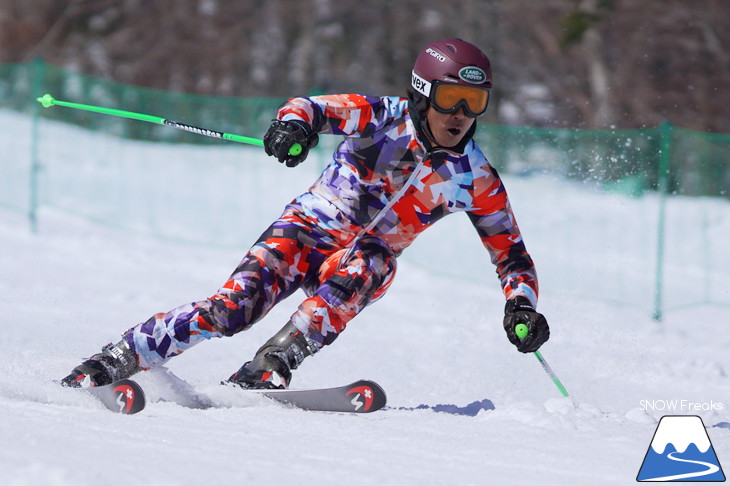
<box><xmin>515</xmin><ymin>323</ymin><xmax>569</xmax><ymax>397</ymax></box>
<box><xmin>35</xmin><ymin>93</ymin><xmax>302</xmax><ymax>156</ymax></box>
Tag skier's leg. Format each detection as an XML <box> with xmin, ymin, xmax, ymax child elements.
<box><xmin>62</xmin><ymin>214</ymin><xmax>334</xmax><ymax>387</ymax></box>
<box><xmin>61</xmin><ymin>242</ymin><xmax>289</xmax><ymax>388</ymax></box>
<box><xmin>294</xmin><ymin>235</ymin><xmax>397</xmax><ymax>345</ymax></box>
<box><xmin>126</xmin><ymin>221</ymin><xmax>334</xmax><ymax>365</ymax></box>
<box><xmin>229</xmin><ymin>235</ymin><xmax>396</xmax><ymax>389</ymax></box>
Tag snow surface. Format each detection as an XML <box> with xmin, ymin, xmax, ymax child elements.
<box><xmin>1</xmin><ymin>111</ymin><xmax>729</xmax><ymax>485</ymax></box>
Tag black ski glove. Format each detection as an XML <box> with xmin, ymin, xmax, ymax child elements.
<box><xmin>503</xmin><ymin>296</ymin><xmax>550</xmax><ymax>353</ymax></box>
<box><xmin>263</xmin><ymin>119</ymin><xmax>319</xmax><ymax>168</ymax></box>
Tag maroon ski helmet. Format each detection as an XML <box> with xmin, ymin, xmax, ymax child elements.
<box><xmin>411</xmin><ymin>38</ymin><xmax>493</xmax><ymax>97</ymax></box>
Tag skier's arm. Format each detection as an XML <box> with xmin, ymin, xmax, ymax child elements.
<box><xmin>467</xmin><ymin>190</ymin><xmax>538</xmax><ymax>307</ymax></box>
<box><xmin>264</xmin><ymin>95</ymin><xmax>400</xmax><ymax>167</ymax></box>
<box><xmin>467</xmin><ymin>164</ymin><xmax>549</xmax><ymax>352</ymax></box>
<box><xmin>276</xmin><ymin>94</ymin><xmax>399</xmax><ymax>137</ymax></box>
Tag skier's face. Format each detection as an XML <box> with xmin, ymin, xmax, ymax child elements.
<box><xmin>425</xmin><ymin>106</ymin><xmax>475</xmax><ymax>148</ymax></box>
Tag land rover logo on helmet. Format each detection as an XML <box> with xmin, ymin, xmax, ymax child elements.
<box><xmin>458</xmin><ymin>66</ymin><xmax>487</xmax><ymax>84</ymax></box>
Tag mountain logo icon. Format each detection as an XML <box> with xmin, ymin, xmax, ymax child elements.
<box><xmin>637</xmin><ymin>415</ymin><xmax>726</xmax><ymax>482</ymax></box>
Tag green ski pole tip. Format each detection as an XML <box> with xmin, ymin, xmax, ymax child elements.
<box><xmin>289</xmin><ymin>143</ymin><xmax>303</xmax><ymax>156</ymax></box>
<box><xmin>37</xmin><ymin>94</ymin><xmax>56</xmax><ymax>108</ymax></box>
<box><xmin>515</xmin><ymin>323</ymin><xmax>529</xmax><ymax>340</ymax></box>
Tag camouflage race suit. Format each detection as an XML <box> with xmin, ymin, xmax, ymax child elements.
<box><xmin>122</xmin><ymin>94</ymin><xmax>538</xmax><ymax>370</ymax></box>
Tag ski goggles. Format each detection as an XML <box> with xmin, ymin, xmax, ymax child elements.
<box><xmin>412</xmin><ymin>71</ymin><xmax>490</xmax><ymax>118</ymax></box>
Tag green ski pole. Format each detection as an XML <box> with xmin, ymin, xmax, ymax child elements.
<box><xmin>35</xmin><ymin>93</ymin><xmax>302</xmax><ymax>156</ymax></box>
<box><xmin>515</xmin><ymin>323</ymin><xmax>569</xmax><ymax>397</ymax></box>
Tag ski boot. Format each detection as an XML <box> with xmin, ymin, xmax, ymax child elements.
<box><xmin>61</xmin><ymin>339</ymin><xmax>140</xmax><ymax>388</ymax></box>
<box><xmin>228</xmin><ymin>321</ymin><xmax>320</xmax><ymax>389</ymax></box>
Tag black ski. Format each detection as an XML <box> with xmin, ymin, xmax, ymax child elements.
<box><xmin>254</xmin><ymin>379</ymin><xmax>387</xmax><ymax>413</ymax></box>
<box><xmin>86</xmin><ymin>379</ymin><xmax>146</xmax><ymax>414</ymax></box>
<box><xmin>75</xmin><ymin>376</ymin><xmax>381</xmax><ymax>414</ymax></box>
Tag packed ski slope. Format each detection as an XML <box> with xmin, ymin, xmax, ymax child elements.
<box><xmin>1</xmin><ymin>114</ymin><xmax>729</xmax><ymax>486</ymax></box>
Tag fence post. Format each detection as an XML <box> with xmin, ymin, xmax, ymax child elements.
<box><xmin>652</xmin><ymin>121</ymin><xmax>672</xmax><ymax>321</ymax></box>
<box><xmin>29</xmin><ymin>58</ymin><xmax>44</xmax><ymax>233</ymax></box>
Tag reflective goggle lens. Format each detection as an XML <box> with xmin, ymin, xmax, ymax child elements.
<box><xmin>432</xmin><ymin>83</ymin><xmax>489</xmax><ymax>117</ymax></box>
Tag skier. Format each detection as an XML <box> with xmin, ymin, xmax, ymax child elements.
<box><xmin>62</xmin><ymin>38</ymin><xmax>550</xmax><ymax>390</ymax></box>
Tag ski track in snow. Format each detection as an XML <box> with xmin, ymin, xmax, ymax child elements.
<box><xmin>1</xmin><ymin>113</ymin><xmax>729</xmax><ymax>485</ymax></box>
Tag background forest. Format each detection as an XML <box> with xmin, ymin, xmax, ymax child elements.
<box><xmin>1</xmin><ymin>0</ymin><xmax>729</xmax><ymax>132</ymax></box>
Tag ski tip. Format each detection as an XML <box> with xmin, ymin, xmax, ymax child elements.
<box><xmin>256</xmin><ymin>379</ymin><xmax>388</xmax><ymax>413</ymax></box>
<box><xmin>89</xmin><ymin>379</ymin><xmax>146</xmax><ymax>414</ymax></box>
<box><xmin>109</xmin><ymin>379</ymin><xmax>146</xmax><ymax>414</ymax></box>
<box><xmin>346</xmin><ymin>380</ymin><xmax>387</xmax><ymax>413</ymax></box>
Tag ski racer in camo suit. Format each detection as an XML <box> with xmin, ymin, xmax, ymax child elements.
<box><xmin>62</xmin><ymin>38</ymin><xmax>550</xmax><ymax>390</ymax></box>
